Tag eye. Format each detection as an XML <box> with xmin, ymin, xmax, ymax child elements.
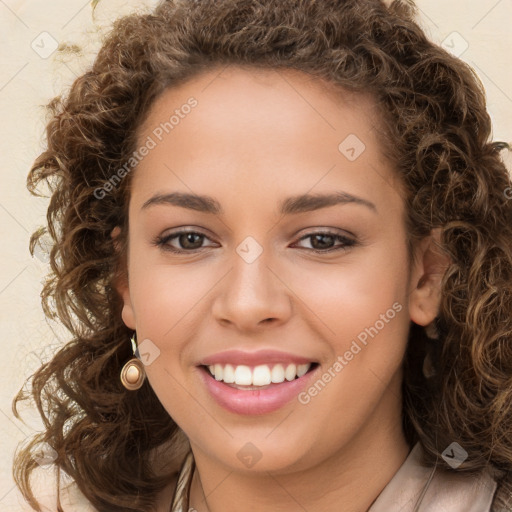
<box><xmin>153</xmin><ymin>230</ymin><xmax>216</xmax><ymax>253</ymax></box>
<box><xmin>293</xmin><ymin>231</ymin><xmax>357</xmax><ymax>253</ymax></box>
<box><xmin>153</xmin><ymin>229</ymin><xmax>357</xmax><ymax>254</ymax></box>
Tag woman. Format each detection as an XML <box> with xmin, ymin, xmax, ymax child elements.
<box><xmin>13</xmin><ymin>0</ymin><xmax>512</xmax><ymax>510</ymax></box>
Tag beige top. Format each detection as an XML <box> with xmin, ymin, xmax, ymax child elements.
<box><xmin>26</xmin><ymin>441</ymin><xmax>498</xmax><ymax>511</ymax></box>
<box><xmin>170</xmin><ymin>442</ymin><xmax>498</xmax><ymax>512</ymax></box>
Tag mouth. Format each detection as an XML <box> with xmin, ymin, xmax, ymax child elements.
<box><xmin>200</xmin><ymin>362</ymin><xmax>320</xmax><ymax>390</ymax></box>
<box><xmin>197</xmin><ymin>362</ymin><xmax>321</xmax><ymax>415</ymax></box>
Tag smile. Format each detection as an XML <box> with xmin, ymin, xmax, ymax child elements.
<box><xmin>198</xmin><ymin>362</ymin><xmax>320</xmax><ymax>415</ymax></box>
<box><xmin>207</xmin><ymin>362</ymin><xmax>313</xmax><ymax>387</ymax></box>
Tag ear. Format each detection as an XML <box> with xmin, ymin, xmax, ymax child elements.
<box><xmin>111</xmin><ymin>226</ymin><xmax>136</xmax><ymax>330</ymax></box>
<box><xmin>408</xmin><ymin>228</ymin><xmax>452</xmax><ymax>327</ymax></box>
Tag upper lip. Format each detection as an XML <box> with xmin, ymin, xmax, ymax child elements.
<box><xmin>198</xmin><ymin>349</ymin><xmax>318</xmax><ymax>367</ymax></box>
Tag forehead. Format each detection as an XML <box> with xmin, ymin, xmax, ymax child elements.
<box><xmin>139</xmin><ymin>65</ymin><xmax>380</xmax><ymax>141</ymax></box>
<box><xmin>131</xmin><ymin>66</ymin><xmax>401</xmax><ymax>210</ymax></box>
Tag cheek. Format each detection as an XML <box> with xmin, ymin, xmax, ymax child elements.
<box><xmin>129</xmin><ymin>258</ymin><xmax>215</xmax><ymax>336</ymax></box>
<box><xmin>303</xmin><ymin>241</ymin><xmax>411</xmax><ymax>406</ymax></box>
<box><xmin>291</xmin><ymin>243</ymin><xmax>410</xmax><ymax>345</ymax></box>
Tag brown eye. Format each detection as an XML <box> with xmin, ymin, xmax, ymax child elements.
<box><xmin>176</xmin><ymin>232</ymin><xmax>204</xmax><ymax>250</ymax></box>
<box><xmin>294</xmin><ymin>231</ymin><xmax>356</xmax><ymax>253</ymax></box>
<box><xmin>154</xmin><ymin>230</ymin><xmax>216</xmax><ymax>253</ymax></box>
<box><xmin>153</xmin><ymin>229</ymin><xmax>357</xmax><ymax>255</ymax></box>
<box><xmin>310</xmin><ymin>233</ymin><xmax>336</xmax><ymax>250</ymax></box>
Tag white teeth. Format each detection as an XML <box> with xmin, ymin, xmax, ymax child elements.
<box><xmin>234</xmin><ymin>365</ymin><xmax>252</xmax><ymax>385</ymax></box>
<box><xmin>297</xmin><ymin>364</ymin><xmax>309</xmax><ymax>377</ymax></box>
<box><xmin>223</xmin><ymin>364</ymin><xmax>235</xmax><ymax>383</ymax></box>
<box><xmin>271</xmin><ymin>364</ymin><xmax>285</xmax><ymax>383</ymax></box>
<box><xmin>284</xmin><ymin>364</ymin><xmax>297</xmax><ymax>381</ymax></box>
<box><xmin>214</xmin><ymin>364</ymin><xmax>223</xmax><ymax>381</ymax></box>
<box><xmin>252</xmin><ymin>365</ymin><xmax>272</xmax><ymax>386</ymax></box>
<box><xmin>206</xmin><ymin>362</ymin><xmax>312</xmax><ymax>386</ymax></box>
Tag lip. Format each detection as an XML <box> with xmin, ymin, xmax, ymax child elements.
<box><xmin>197</xmin><ymin>362</ymin><xmax>320</xmax><ymax>415</ymax></box>
<box><xmin>198</xmin><ymin>349</ymin><xmax>317</xmax><ymax>367</ymax></box>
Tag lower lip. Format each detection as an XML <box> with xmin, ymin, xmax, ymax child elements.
<box><xmin>197</xmin><ymin>365</ymin><xmax>319</xmax><ymax>415</ymax></box>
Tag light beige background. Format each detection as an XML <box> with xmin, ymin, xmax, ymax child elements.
<box><xmin>0</xmin><ymin>1</ymin><xmax>511</xmax><ymax>510</ymax></box>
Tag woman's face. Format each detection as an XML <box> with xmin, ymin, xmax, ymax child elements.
<box><xmin>116</xmin><ymin>66</ymin><xmax>426</xmax><ymax>473</ymax></box>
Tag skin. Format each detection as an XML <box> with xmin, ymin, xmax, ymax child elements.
<box><xmin>113</xmin><ymin>66</ymin><xmax>449</xmax><ymax>512</ymax></box>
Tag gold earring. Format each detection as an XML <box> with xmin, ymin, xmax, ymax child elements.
<box><xmin>120</xmin><ymin>333</ymin><xmax>146</xmax><ymax>390</ymax></box>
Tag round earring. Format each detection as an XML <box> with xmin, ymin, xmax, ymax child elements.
<box><xmin>120</xmin><ymin>332</ymin><xmax>146</xmax><ymax>390</ymax></box>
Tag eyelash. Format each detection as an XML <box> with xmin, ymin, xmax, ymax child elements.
<box><xmin>153</xmin><ymin>229</ymin><xmax>357</xmax><ymax>254</ymax></box>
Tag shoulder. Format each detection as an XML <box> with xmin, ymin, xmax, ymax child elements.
<box><xmin>370</xmin><ymin>442</ymin><xmax>499</xmax><ymax>512</ymax></box>
<box><xmin>25</xmin><ymin>435</ymin><xmax>191</xmax><ymax>512</ymax></box>
<box><xmin>28</xmin><ymin>466</ymin><xmax>181</xmax><ymax>512</ymax></box>
<box><xmin>423</xmin><ymin>464</ymin><xmax>498</xmax><ymax>512</ymax></box>
<box><xmin>413</xmin><ymin>443</ymin><xmax>499</xmax><ymax>512</ymax></box>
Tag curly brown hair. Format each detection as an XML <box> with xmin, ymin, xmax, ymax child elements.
<box><xmin>12</xmin><ymin>0</ymin><xmax>512</xmax><ymax>510</ymax></box>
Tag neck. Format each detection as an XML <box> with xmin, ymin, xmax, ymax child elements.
<box><xmin>187</xmin><ymin>373</ymin><xmax>411</xmax><ymax>512</ymax></box>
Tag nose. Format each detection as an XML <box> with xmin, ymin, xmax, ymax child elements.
<box><xmin>211</xmin><ymin>248</ymin><xmax>293</xmax><ymax>333</ymax></box>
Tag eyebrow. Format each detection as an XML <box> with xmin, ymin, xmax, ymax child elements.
<box><xmin>141</xmin><ymin>191</ymin><xmax>377</xmax><ymax>215</ymax></box>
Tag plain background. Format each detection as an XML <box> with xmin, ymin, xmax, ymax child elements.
<box><xmin>0</xmin><ymin>1</ymin><xmax>511</xmax><ymax>510</ymax></box>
